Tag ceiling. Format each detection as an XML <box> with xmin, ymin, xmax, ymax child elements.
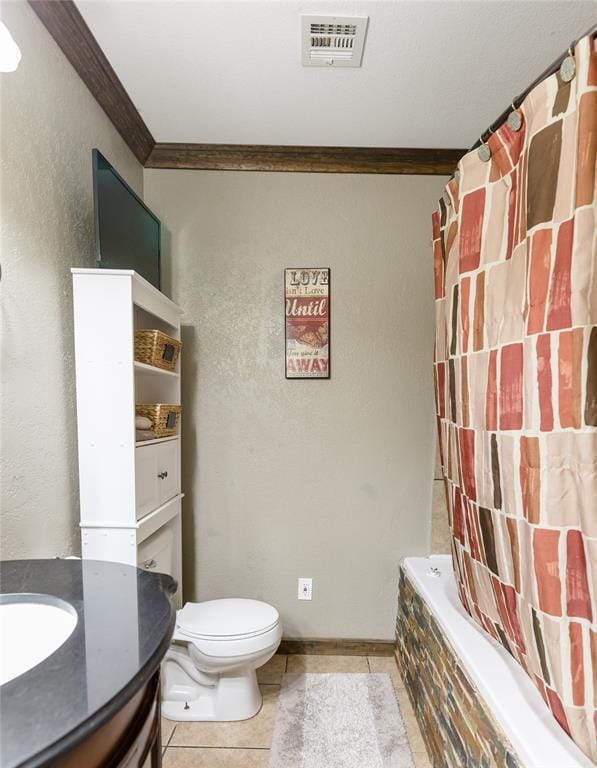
<box><xmin>76</xmin><ymin>0</ymin><xmax>596</xmax><ymax>149</ymax></box>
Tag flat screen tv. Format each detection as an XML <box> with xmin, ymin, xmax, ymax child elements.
<box><xmin>92</xmin><ymin>148</ymin><xmax>161</xmax><ymax>289</ymax></box>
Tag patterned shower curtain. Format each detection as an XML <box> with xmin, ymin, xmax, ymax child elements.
<box><xmin>432</xmin><ymin>33</ymin><xmax>596</xmax><ymax>762</ymax></box>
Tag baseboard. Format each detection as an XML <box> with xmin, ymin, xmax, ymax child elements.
<box><xmin>279</xmin><ymin>638</ymin><xmax>396</xmax><ymax>657</ymax></box>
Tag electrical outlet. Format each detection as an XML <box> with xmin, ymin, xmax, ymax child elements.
<box><xmin>298</xmin><ymin>577</ymin><xmax>313</xmax><ymax>600</ymax></box>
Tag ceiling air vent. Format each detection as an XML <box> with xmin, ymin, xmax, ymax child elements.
<box><xmin>301</xmin><ymin>15</ymin><xmax>369</xmax><ymax>68</ymax></box>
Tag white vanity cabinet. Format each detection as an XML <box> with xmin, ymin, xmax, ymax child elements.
<box><xmin>72</xmin><ymin>269</ymin><xmax>184</xmax><ymax>606</ymax></box>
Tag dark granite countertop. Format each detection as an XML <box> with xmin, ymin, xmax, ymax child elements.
<box><xmin>0</xmin><ymin>559</ymin><xmax>176</xmax><ymax>768</ymax></box>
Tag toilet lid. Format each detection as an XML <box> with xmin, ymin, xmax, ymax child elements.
<box><xmin>177</xmin><ymin>598</ymin><xmax>279</xmax><ymax>640</ymax></box>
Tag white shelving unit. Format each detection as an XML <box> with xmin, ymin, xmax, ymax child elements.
<box><xmin>72</xmin><ymin>268</ymin><xmax>183</xmax><ymax>606</ymax></box>
<box><xmin>134</xmin><ymin>361</ymin><xmax>180</xmax><ymax>378</ymax></box>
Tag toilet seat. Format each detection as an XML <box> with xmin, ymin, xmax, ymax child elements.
<box><xmin>176</xmin><ymin>598</ymin><xmax>280</xmax><ymax>642</ymax></box>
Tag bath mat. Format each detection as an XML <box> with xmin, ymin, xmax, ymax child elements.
<box><xmin>269</xmin><ymin>673</ymin><xmax>414</xmax><ymax>768</ymax></box>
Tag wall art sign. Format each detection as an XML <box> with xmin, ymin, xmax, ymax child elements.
<box><xmin>285</xmin><ymin>268</ymin><xmax>330</xmax><ymax>379</ymax></box>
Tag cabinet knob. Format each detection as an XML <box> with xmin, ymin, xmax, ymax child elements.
<box><xmin>143</xmin><ymin>559</ymin><xmax>157</xmax><ymax>569</ymax></box>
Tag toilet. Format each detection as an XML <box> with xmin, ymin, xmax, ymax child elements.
<box><xmin>161</xmin><ymin>598</ymin><xmax>282</xmax><ymax>721</ymax></box>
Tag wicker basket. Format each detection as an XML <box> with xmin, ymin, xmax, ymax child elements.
<box><xmin>136</xmin><ymin>404</ymin><xmax>181</xmax><ymax>438</ymax></box>
<box><xmin>135</xmin><ymin>330</ymin><xmax>182</xmax><ymax>372</ymax></box>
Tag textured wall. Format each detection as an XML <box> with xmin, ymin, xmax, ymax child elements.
<box><xmin>144</xmin><ymin>169</ymin><xmax>446</xmax><ymax>639</ymax></box>
<box><xmin>0</xmin><ymin>2</ymin><xmax>142</xmax><ymax>560</ymax></box>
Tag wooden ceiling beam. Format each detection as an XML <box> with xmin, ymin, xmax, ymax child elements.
<box><xmin>145</xmin><ymin>143</ymin><xmax>464</xmax><ymax>175</ymax></box>
<box><xmin>29</xmin><ymin>0</ymin><xmax>155</xmax><ymax>164</ymax></box>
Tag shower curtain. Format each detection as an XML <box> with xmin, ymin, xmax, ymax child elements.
<box><xmin>433</xmin><ymin>33</ymin><xmax>596</xmax><ymax>762</ymax></box>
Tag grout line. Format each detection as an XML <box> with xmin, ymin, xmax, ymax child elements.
<box><xmin>166</xmin><ymin>724</ymin><xmax>176</xmax><ymax>748</ymax></box>
<box><xmin>284</xmin><ymin>655</ymin><xmax>288</xmax><ymax>673</ymax></box>
<box><xmin>366</xmin><ymin>656</ymin><xmax>371</xmax><ymax>673</ymax></box>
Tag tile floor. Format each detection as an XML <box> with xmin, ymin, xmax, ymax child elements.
<box><xmin>161</xmin><ymin>653</ymin><xmax>432</xmax><ymax>768</ymax></box>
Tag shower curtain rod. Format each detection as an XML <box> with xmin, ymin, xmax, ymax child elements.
<box><xmin>468</xmin><ymin>24</ymin><xmax>597</xmax><ymax>155</ymax></box>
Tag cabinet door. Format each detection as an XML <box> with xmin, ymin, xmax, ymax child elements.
<box><xmin>137</xmin><ymin>523</ymin><xmax>174</xmax><ymax>575</ymax></box>
<box><xmin>135</xmin><ymin>446</ymin><xmax>159</xmax><ymax>520</ymax></box>
<box><xmin>157</xmin><ymin>440</ymin><xmax>179</xmax><ymax>506</ymax></box>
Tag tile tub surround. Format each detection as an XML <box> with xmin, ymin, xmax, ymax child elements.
<box><xmin>395</xmin><ymin>558</ymin><xmax>595</xmax><ymax>768</ymax></box>
<box><xmin>431</xmin><ymin>439</ymin><xmax>452</xmax><ymax>555</ymax></box>
<box><xmin>161</xmin><ymin>654</ymin><xmax>432</xmax><ymax>768</ymax></box>
<box><xmin>395</xmin><ymin>567</ymin><xmax>521</xmax><ymax>768</ymax></box>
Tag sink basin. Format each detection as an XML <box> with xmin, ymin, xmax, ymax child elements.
<box><xmin>0</xmin><ymin>595</ymin><xmax>77</xmax><ymax>685</ymax></box>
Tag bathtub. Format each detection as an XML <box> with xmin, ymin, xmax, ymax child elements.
<box><xmin>400</xmin><ymin>555</ymin><xmax>594</xmax><ymax>768</ymax></box>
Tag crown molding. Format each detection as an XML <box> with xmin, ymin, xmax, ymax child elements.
<box><xmin>29</xmin><ymin>0</ymin><xmax>155</xmax><ymax>164</ymax></box>
<box><xmin>146</xmin><ymin>143</ymin><xmax>463</xmax><ymax>175</ymax></box>
<box><xmin>29</xmin><ymin>1</ymin><xmax>465</xmax><ymax>175</ymax></box>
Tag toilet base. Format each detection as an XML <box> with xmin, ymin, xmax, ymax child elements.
<box><xmin>161</xmin><ymin>651</ymin><xmax>263</xmax><ymax>722</ymax></box>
